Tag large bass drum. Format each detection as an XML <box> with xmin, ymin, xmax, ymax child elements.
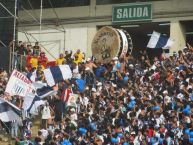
<box><xmin>91</xmin><ymin>26</ymin><xmax>133</xmax><ymax>63</ymax></box>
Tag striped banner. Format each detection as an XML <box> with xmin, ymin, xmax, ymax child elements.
<box><xmin>43</xmin><ymin>65</ymin><xmax>72</xmax><ymax>86</ymax></box>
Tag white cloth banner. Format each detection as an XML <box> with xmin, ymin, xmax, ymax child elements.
<box><xmin>0</xmin><ymin>98</ymin><xmax>21</xmax><ymax>122</ymax></box>
<box><xmin>23</xmin><ymin>93</ymin><xmax>46</xmax><ymax>115</ymax></box>
<box><xmin>5</xmin><ymin>70</ymin><xmax>34</xmax><ymax>97</ymax></box>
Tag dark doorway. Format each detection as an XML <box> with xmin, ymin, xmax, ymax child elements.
<box><xmin>114</xmin><ymin>22</ymin><xmax>170</xmax><ymax>60</ymax></box>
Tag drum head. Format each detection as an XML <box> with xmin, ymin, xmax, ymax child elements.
<box><xmin>91</xmin><ymin>26</ymin><xmax>120</xmax><ymax>63</ymax></box>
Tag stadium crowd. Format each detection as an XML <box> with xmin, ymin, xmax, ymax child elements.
<box><xmin>0</xmin><ymin>41</ymin><xmax>193</xmax><ymax>145</ymax></box>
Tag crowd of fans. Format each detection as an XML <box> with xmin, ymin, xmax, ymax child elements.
<box><xmin>10</xmin><ymin>41</ymin><xmax>86</xmax><ymax>72</ymax></box>
<box><xmin>0</xmin><ymin>42</ymin><xmax>193</xmax><ymax>145</ymax></box>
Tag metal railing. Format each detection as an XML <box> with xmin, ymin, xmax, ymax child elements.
<box><xmin>10</xmin><ymin>52</ymin><xmax>27</xmax><ymax>71</ymax></box>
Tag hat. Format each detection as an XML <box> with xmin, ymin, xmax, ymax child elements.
<box><xmin>129</xmin><ymin>64</ymin><xmax>134</xmax><ymax>68</ymax></box>
<box><xmin>113</xmin><ymin>57</ymin><xmax>118</xmax><ymax>60</ymax></box>
<box><xmin>112</xmin><ymin>83</ymin><xmax>117</xmax><ymax>88</ymax></box>
<box><xmin>183</xmin><ymin>46</ymin><xmax>188</xmax><ymax>50</ymax></box>
<box><xmin>97</xmin><ymin>82</ymin><xmax>102</xmax><ymax>86</ymax></box>
<box><xmin>131</xmin><ymin>131</ymin><xmax>136</xmax><ymax>135</ymax></box>
<box><xmin>130</xmin><ymin>96</ymin><xmax>135</xmax><ymax>100</ymax></box>
<box><xmin>144</xmin><ymin>69</ymin><xmax>148</xmax><ymax>73</ymax></box>
<box><xmin>96</xmin><ymin>135</ymin><xmax>104</xmax><ymax>142</ymax></box>
<box><xmin>91</xmin><ymin>88</ymin><xmax>96</xmax><ymax>92</ymax></box>
<box><xmin>163</xmin><ymin>90</ymin><xmax>168</xmax><ymax>94</ymax></box>
<box><xmin>175</xmin><ymin>67</ymin><xmax>179</xmax><ymax>70</ymax></box>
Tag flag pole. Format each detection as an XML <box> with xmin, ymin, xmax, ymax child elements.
<box><xmin>12</xmin><ymin>0</ymin><xmax>17</xmax><ymax>71</ymax></box>
<box><xmin>39</xmin><ymin>0</ymin><xmax>43</xmax><ymax>43</ymax></box>
<box><xmin>0</xmin><ymin>119</ymin><xmax>10</xmax><ymax>134</ymax></box>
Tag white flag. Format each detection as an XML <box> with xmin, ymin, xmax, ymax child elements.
<box><xmin>147</xmin><ymin>31</ymin><xmax>174</xmax><ymax>49</ymax></box>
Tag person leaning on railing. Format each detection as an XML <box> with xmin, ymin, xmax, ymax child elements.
<box><xmin>33</xmin><ymin>42</ymin><xmax>41</xmax><ymax>56</ymax></box>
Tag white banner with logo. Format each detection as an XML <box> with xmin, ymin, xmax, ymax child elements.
<box><xmin>67</xmin><ymin>93</ymin><xmax>78</xmax><ymax>107</ymax></box>
<box><xmin>5</xmin><ymin>70</ymin><xmax>34</xmax><ymax>97</ymax></box>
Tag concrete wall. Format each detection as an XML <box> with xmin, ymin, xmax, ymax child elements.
<box><xmin>19</xmin><ymin>0</ymin><xmax>193</xmax><ymax>23</ymax></box>
<box><xmin>18</xmin><ymin>29</ymin><xmax>65</xmax><ymax>61</ymax></box>
<box><xmin>18</xmin><ymin>0</ymin><xmax>193</xmax><ymax>58</ymax></box>
<box><xmin>18</xmin><ymin>26</ymin><xmax>89</xmax><ymax>60</ymax></box>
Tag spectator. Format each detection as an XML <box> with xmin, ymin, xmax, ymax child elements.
<box><xmin>73</xmin><ymin>54</ymin><xmax>80</xmax><ymax>65</ymax></box>
<box><xmin>11</xmin><ymin>119</ymin><xmax>22</xmax><ymax>138</ymax></box>
<box><xmin>38</xmin><ymin>52</ymin><xmax>48</xmax><ymax>69</ymax></box>
<box><xmin>41</xmin><ymin>102</ymin><xmax>52</xmax><ymax>129</ymax></box>
<box><xmin>56</xmin><ymin>53</ymin><xmax>65</xmax><ymax>65</ymax></box>
<box><xmin>30</xmin><ymin>53</ymin><xmax>38</xmax><ymax>69</ymax></box>
<box><xmin>2</xmin><ymin>45</ymin><xmax>193</xmax><ymax>145</ymax></box>
<box><xmin>73</xmin><ymin>49</ymin><xmax>85</xmax><ymax>64</ymax></box>
<box><xmin>33</xmin><ymin>42</ymin><xmax>41</xmax><ymax>56</ymax></box>
<box><xmin>64</xmin><ymin>50</ymin><xmax>73</xmax><ymax>64</ymax></box>
<box><xmin>85</xmin><ymin>57</ymin><xmax>97</xmax><ymax>73</ymax></box>
<box><xmin>26</xmin><ymin>50</ymin><xmax>32</xmax><ymax>72</ymax></box>
<box><xmin>26</xmin><ymin>44</ymin><xmax>33</xmax><ymax>54</ymax></box>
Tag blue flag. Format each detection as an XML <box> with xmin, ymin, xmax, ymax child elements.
<box><xmin>75</xmin><ymin>79</ymin><xmax>85</xmax><ymax>93</ymax></box>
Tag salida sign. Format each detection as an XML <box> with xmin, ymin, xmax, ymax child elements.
<box><xmin>112</xmin><ymin>3</ymin><xmax>152</xmax><ymax>23</ymax></box>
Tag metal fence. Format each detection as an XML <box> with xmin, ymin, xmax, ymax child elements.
<box><xmin>10</xmin><ymin>52</ymin><xmax>27</xmax><ymax>71</ymax></box>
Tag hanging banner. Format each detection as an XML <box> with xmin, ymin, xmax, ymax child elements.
<box><xmin>5</xmin><ymin>70</ymin><xmax>33</xmax><ymax>97</ymax></box>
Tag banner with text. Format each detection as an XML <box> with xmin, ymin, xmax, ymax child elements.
<box><xmin>5</xmin><ymin>70</ymin><xmax>34</xmax><ymax>97</ymax></box>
